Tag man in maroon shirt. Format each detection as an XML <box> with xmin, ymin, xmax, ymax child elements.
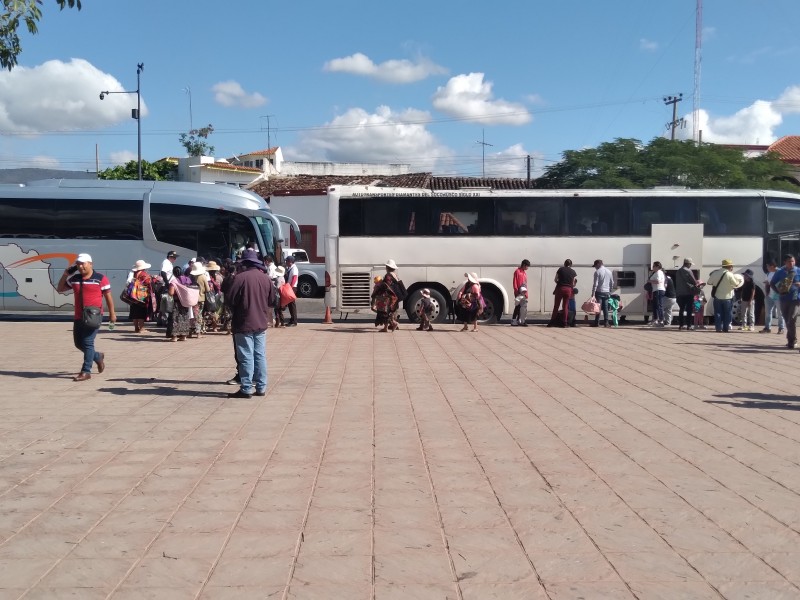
<box><xmin>225</xmin><ymin>249</ymin><xmax>273</xmax><ymax>398</ymax></box>
<box><xmin>56</xmin><ymin>253</ymin><xmax>117</xmax><ymax>381</ymax></box>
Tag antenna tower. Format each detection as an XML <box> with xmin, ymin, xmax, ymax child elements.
<box><xmin>693</xmin><ymin>0</ymin><xmax>703</xmax><ymax>143</ymax></box>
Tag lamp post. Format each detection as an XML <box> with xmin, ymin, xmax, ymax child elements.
<box><xmin>100</xmin><ymin>63</ymin><xmax>144</xmax><ymax>180</ymax></box>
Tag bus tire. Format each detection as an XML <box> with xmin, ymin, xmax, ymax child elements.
<box><xmin>479</xmin><ymin>288</ymin><xmax>503</xmax><ymax>324</ymax></box>
<box><xmin>405</xmin><ymin>288</ymin><xmax>448</xmax><ymax>324</ymax></box>
<box><xmin>297</xmin><ymin>276</ymin><xmax>318</xmax><ymax>298</ymax></box>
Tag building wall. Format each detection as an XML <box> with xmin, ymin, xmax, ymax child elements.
<box><xmin>279</xmin><ymin>161</ymin><xmax>409</xmax><ymax>177</ymax></box>
<box><xmin>269</xmin><ymin>195</ymin><xmax>328</xmax><ymax>260</ymax></box>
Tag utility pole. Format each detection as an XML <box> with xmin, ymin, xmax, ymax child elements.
<box><xmin>526</xmin><ymin>155</ymin><xmax>532</xmax><ymax>188</ymax></box>
<box><xmin>693</xmin><ymin>0</ymin><xmax>703</xmax><ymax>144</ymax></box>
<box><xmin>476</xmin><ymin>129</ymin><xmax>493</xmax><ymax>177</ymax></box>
<box><xmin>663</xmin><ymin>94</ymin><xmax>683</xmax><ymax>141</ymax></box>
<box><xmin>260</xmin><ymin>115</ymin><xmax>274</xmax><ymax>149</ymax></box>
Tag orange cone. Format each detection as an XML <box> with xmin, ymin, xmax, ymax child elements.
<box><xmin>323</xmin><ymin>305</ymin><xmax>333</xmax><ymax>324</ymax></box>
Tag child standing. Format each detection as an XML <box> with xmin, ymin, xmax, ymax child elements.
<box><xmin>416</xmin><ymin>288</ymin><xmax>435</xmax><ymax>331</ymax></box>
<box><xmin>567</xmin><ymin>287</ymin><xmax>578</xmax><ymax>327</ymax></box>
<box><xmin>693</xmin><ymin>290</ymin><xmax>707</xmax><ymax>329</ymax></box>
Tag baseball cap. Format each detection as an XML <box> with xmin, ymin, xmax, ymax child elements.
<box><xmin>76</xmin><ymin>253</ymin><xmax>92</xmax><ymax>263</ymax></box>
<box><xmin>167</xmin><ymin>250</ymin><xmax>179</xmax><ymax>258</ymax></box>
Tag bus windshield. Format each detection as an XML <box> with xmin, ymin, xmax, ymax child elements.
<box><xmin>254</xmin><ymin>215</ymin><xmax>277</xmax><ymax>257</ymax></box>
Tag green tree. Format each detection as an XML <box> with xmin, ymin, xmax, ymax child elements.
<box><xmin>1</xmin><ymin>0</ymin><xmax>81</xmax><ymax>70</ymax></box>
<box><xmin>537</xmin><ymin>137</ymin><xmax>794</xmax><ymax>191</ymax></box>
<box><xmin>97</xmin><ymin>159</ymin><xmax>175</xmax><ymax>181</ymax></box>
<box><xmin>179</xmin><ymin>124</ymin><xmax>215</xmax><ymax>157</ymax></box>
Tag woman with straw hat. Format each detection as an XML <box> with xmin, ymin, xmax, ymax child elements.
<box><xmin>455</xmin><ymin>272</ymin><xmax>483</xmax><ymax>332</ymax></box>
<box><xmin>126</xmin><ymin>259</ymin><xmax>153</xmax><ymax>333</ymax></box>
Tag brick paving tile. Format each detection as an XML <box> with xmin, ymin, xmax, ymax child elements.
<box><xmin>1</xmin><ymin>321</ymin><xmax>799</xmax><ymax>599</ymax></box>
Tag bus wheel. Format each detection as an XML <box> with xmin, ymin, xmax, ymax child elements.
<box><xmin>478</xmin><ymin>289</ymin><xmax>502</xmax><ymax>324</ymax></box>
<box><xmin>297</xmin><ymin>276</ymin><xmax>318</xmax><ymax>298</ymax></box>
<box><xmin>405</xmin><ymin>288</ymin><xmax>448</xmax><ymax>324</ymax></box>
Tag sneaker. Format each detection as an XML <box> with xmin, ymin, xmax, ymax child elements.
<box><xmin>759</xmin><ymin>328</ymin><xmax>771</xmax><ymax>333</ymax></box>
<box><xmin>227</xmin><ymin>390</ymin><xmax>253</xmax><ymax>399</ymax></box>
<box><xmin>226</xmin><ymin>377</ymin><xmax>240</xmax><ymax>386</ymax></box>
<box><xmin>510</xmin><ymin>320</ymin><xmax>518</xmax><ymax>326</ymax></box>
<box><xmin>254</xmin><ymin>390</ymin><xmax>266</xmax><ymax>397</ymax></box>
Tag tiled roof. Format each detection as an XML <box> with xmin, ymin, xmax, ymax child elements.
<box><xmin>250</xmin><ymin>173</ymin><xmax>533</xmax><ymax>198</ymax></box>
<box><xmin>203</xmin><ymin>162</ymin><xmax>262</xmax><ymax>173</ymax></box>
<box><xmin>242</xmin><ymin>147</ymin><xmax>279</xmax><ymax>157</ymax></box>
<box><xmin>768</xmin><ymin>136</ymin><xmax>800</xmax><ymax>164</ymax></box>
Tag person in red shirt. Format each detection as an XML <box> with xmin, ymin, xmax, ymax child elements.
<box><xmin>511</xmin><ymin>259</ymin><xmax>530</xmax><ymax>326</ymax></box>
<box><xmin>56</xmin><ymin>253</ymin><xmax>116</xmax><ymax>381</ymax></box>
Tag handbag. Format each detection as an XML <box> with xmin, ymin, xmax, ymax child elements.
<box><xmin>581</xmin><ymin>298</ymin><xmax>601</xmax><ymax>314</ymax></box>
<box><xmin>79</xmin><ymin>279</ymin><xmax>102</xmax><ymax>329</ymax></box>
<box><xmin>279</xmin><ymin>282</ymin><xmax>297</xmax><ymax>308</ymax></box>
<box><xmin>205</xmin><ymin>290</ymin><xmax>219</xmax><ymax>312</ymax></box>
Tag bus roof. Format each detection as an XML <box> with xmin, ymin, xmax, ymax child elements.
<box><xmin>3</xmin><ymin>179</ymin><xmax>270</xmax><ymax>212</ymax></box>
<box><xmin>328</xmin><ymin>185</ymin><xmax>800</xmax><ymax>201</ymax></box>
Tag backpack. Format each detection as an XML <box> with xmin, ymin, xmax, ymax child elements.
<box><xmin>394</xmin><ymin>279</ymin><xmax>408</xmax><ymax>301</ymax></box>
<box><xmin>774</xmin><ymin>270</ymin><xmax>796</xmax><ymax>295</ymax></box>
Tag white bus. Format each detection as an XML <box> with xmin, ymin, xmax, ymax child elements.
<box><xmin>325</xmin><ymin>185</ymin><xmax>800</xmax><ymax>324</ymax></box>
<box><xmin>0</xmin><ymin>179</ymin><xmax>299</xmax><ymax>312</ymax></box>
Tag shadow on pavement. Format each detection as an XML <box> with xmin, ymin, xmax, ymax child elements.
<box><xmin>707</xmin><ymin>391</ymin><xmax>800</xmax><ymax>411</ymax></box>
<box><xmin>98</xmin><ymin>386</ymin><xmax>224</xmax><ymax>398</ymax></box>
<box><xmin>0</xmin><ymin>370</ymin><xmax>74</xmax><ymax>379</ymax></box>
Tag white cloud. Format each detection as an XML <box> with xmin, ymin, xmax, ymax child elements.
<box><xmin>28</xmin><ymin>155</ymin><xmax>61</xmax><ymax>169</ymax></box>
<box><xmin>110</xmin><ymin>150</ymin><xmax>137</xmax><ymax>165</ymax></box>
<box><xmin>323</xmin><ymin>52</ymin><xmax>447</xmax><ymax>84</ymax></box>
<box><xmin>212</xmin><ymin>81</ymin><xmax>267</xmax><ymax>108</ymax></box>
<box><xmin>432</xmin><ymin>73</ymin><xmax>531</xmax><ymax>126</ymax></box>
<box><xmin>0</xmin><ymin>58</ymin><xmax>149</xmax><ymax>134</ymax></box>
<box><xmin>677</xmin><ymin>85</ymin><xmax>800</xmax><ymax>145</ymax></box>
<box><xmin>482</xmin><ymin>144</ymin><xmax>543</xmax><ymax>179</ymax></box>
<box><xmin>639</xmin><ymin>38</ymin><xmax>659</xmax><ymax>52</ymax></box>
<box><xmin>292</xmin><ymin>105</ymin><xmax>452</xmax><ymax>171</ymax></box>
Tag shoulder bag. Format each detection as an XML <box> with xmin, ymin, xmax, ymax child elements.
<box><xmin>79</xmin><ymin>278</ymin><xmax>102</xmax><ymax>329</ymax></box>
<box><xmin>279</xmin><ymin>282</ymin><xmax>297</xmax><ymax>307</ymax></box>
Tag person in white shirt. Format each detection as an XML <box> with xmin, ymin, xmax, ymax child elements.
<box><xmin>160</xmin><ymin>251</ymin><xmax>178</xmax><ymax>285</ymax></box>
<box><xmin>284</xmin><ymin>256</ymin><xmax>299</xmax><ymax>326</ymax></box>
<box><xmin>648</xmin><ymin>261</ymin><xmax>666</xmax><ymax>325</ymax></box>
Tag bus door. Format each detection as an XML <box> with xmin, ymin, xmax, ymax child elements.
<box><xmin>765</xmin><ymin>233</ymin><xmax>800</xmax><ymax>266</ymax></box>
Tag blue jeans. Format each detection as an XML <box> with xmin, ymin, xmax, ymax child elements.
<box><xmin>713</xmin><ymin>298</ymin><xmax>733</xmax><ymax>332</ymax></box>
<box><xmin>765</xmin><ymin>294</ymin><xmax>784</xmax><ymax>331</ymax></box>
<box><xmin>652</xmin><ymin>290</ymin><xmax>665</xmax><ymax>322</ymax></box>
<box><xmin>233</xmin><ymin>331</ymin><xmax>267</xmax><ymax>394</ymax></box>
<box><xmin>72</xmin><ymin>320</ymin><xmax>100</xmax><ymax>374</ymax></box>
<box><xmin>594</xmin><ymin>292</ymin><xmax>610</xmax><ymax>325</ymax></box>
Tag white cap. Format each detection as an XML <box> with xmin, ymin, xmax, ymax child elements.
<box><xmin>76</xmin><ymin>253</ymin><xmax>92</xmax><ymax>263</ymax></box>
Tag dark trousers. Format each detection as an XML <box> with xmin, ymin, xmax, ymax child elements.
<box><xmin>594</xmin><ymin>292</ymin><xmax>610</xmax><ymax>325</ymax></box>
<box><xmin>285</xmin><ymin>301</ymin><xmax>297</xmax><ymax>324</ymax></box>
<box><xmin>713</xmin><ymin>297</ymin><xmax>733</xmax><ymax>332</ymax></box>
<box><xmin>676</xmin><ymin>294</ymin><xmax>694</xmax><ymax>327</ymax></box>
<box><xmin>551</xmin><ymin>285</ymin><xmax>572</xmax><ymax>326</ymax></box>
<box><xmin>72</xmin><ymin>320</ymin><xmax>100</xmax><ymax>374</ymax></box>
<box><xmin>780</xmin><ymin>299</ymin><xmax>799</xmax><ymax>346</ymax></box>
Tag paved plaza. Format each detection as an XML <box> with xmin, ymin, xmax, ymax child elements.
<box><xmin>0</xmin><ymin>318</ymin><xmax>799</xmax><ymax>599</ymax></box>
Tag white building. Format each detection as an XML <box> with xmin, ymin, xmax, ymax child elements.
<box><xmin>176</xmin><ymin>156</ymin><xmax>262</xmax><ymax>186</ymax></box>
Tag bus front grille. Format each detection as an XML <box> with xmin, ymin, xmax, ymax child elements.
<box><xmin>341</xmin><ymin>272</ymin><xmax>372</xmax><ymax>310</ymax></box>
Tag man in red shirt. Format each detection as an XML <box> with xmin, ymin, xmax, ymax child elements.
<box><xmin>56</xmin><ymin>253</ymin><xmax>116</xmax><ymax>381</ymax></box>
<box><xmin>511</xmin><ymin>259</ymin><xmax>530</xmax><ymax>326</ymax></box>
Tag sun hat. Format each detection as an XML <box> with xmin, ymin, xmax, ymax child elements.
<box><xmin>239</xmin><ymin>249</ymin><xmax>261</xmax><ymax>266</ymax></box>
<box><xmin>274</xmin><ymin>266</ymin><xmax>286</xmax><ymax>277</ymax></box>
<box><xmin>385</xmin><ymin>259</ymin><xmax>398</xmax><ymax>270</ymax></box>
<box><xmin>518</xmin><ymin>285</ymin><xmax>527</xmax><ymax>293</ymax></box>
<box><xmin>189</xmin><ymin>263</ymin><xmax>206</xmax><ymax>276</ymax></box>
<box><xmin>131</xmin><ymin>259</ymin><xmax>151</xmax><ymax>271</ymax></box>
<box><xmin>466</xmin><ymin>272</ymin><xmax>479</xmax><ymax>284</ymax></box>
<box><xmin>683</xmin><ymin>257</ymin><xmax>693</xmax><ymax>266</ymax></box>
<box><xmin>721</xmin><ymin>259</ymin><xmax>734</xmax><ymax>267</ymax></box>
<box><xmin>76</xmin><ymin>253</ymin><xmax>92</xmax><ymax>263</ymax></box>
<box><xmin>205</xmin><ymin>261</ymin><xmax>220</xmax><ymax>271</ymax></box>
<box><xmin>421</xmin><ymin>288</ymin><xmax>430</xmax><ymax>297</ymax></box>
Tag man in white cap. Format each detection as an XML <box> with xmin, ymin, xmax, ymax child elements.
<box><xmin>56</xmin><ymin>253</ymin><xmax>116</xmax><ymax>381</ymax></box>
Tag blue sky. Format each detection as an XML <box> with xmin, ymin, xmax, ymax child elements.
<box><xmin>1</xmin><ymin>0</ymin><xmax>799</xmax><ymax>178</ymax></box>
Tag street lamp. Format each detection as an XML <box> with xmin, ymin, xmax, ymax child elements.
<box><xmin>100</xmin><ymin>63</ymin><xmax>144</xmax><ymax>180</ymax></box>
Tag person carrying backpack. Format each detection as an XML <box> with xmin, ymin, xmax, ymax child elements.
<box><xmin>772</xmin><ymin>254</ymin><xmax>800</xmax><ymax>348</ymax></box>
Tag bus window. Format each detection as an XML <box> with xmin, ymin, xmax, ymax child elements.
<box><xmin>700</xmin><ymin>197</ymin><xmax>762</xmax><ymax>235</ymax></box>
<box><xmin>362</xmin><ymin>196</ymin><xmax>429</xmax><ymax>236</ymax></box>
<box><xmin>0</xmin><ymin>198</ymin><xmax>54</xmax><ymax>237</ymax></box>
<box><xmin>767</xmin><ymin>201</ymin><xmax>800</xmax><ymax>233</ymax></box>
<box><xmin>430</xmin><ymin>198</ymin><xmax>492</xmax><ymax>235</ymax></box>
<box><xmin>565</xmin><ymin>197</ymin><xmax>629</xmax><ymax>236</ymax></box>
<box><xmin>339</xmin><ymin>198</ymin><xmax>362</xmax><ymax>236</ymax></box>
<box><xmin>496</xmin><ymin>197</ymin><xmax>561</xmax><ymax>235</ymax></box>
<box><xmin>631</xmin><ymin>197</ymin><xmax>698</xmax><ymax>235</ymax></box>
